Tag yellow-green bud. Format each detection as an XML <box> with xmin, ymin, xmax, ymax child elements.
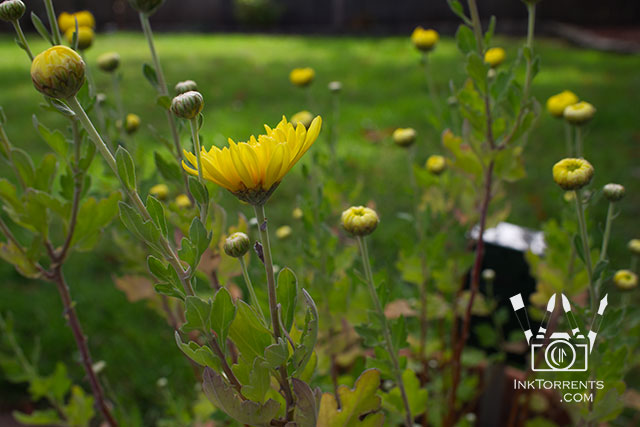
<box><xmin>613</xmin><ymin>269</ymin><xmax>638</xmax><ymax>291</ymax></box>
<box><xmin>97</xmin><ymin>52</ymin><xmax>120</xmax><ymax>73</ymax></box>
<box><xmin>289</xmin><ymin>67</ymin><xmax>315</xmax><ymax>87</ymax></box>
<box><xmin>341</xmin><ymin>206</ymin><xmax>379</xmax><ymax>236</ymax></box>
<box><xmin>224</xmin><ymin>232</ymin><xmax>251</xmax><ymax>258</ymax></box>
<box><xmin>546</xmin><ymin>90</ymin><xmax>579</xmax><ymax>118</ymax></box>
<box><xmin>175</xmin><ymin>80</ymin><xmax>198</xmax><ymax>95</ymax></box>
<box><xmin>149</xmin><ymin>183</ymin><xmax>169</xmax><ymax>200</ymax></box>
<box><xmin>411</xmin><ymin>27</ymin><xmax>439</xmax><ymax>52</ymax></box>
<box><xmin>128</xmin><ymin>0</ymin><xmax>165</xmax><ymax>15</ymax></box>
<box><xmin>628</xmin><ymin>239</ymin><xmax>640</xmax><ymax>256</ymax></box>
<box><xmin>392</xmin><ymin>127</ymin><xmax>416</xmax><ymax>147</ymax></box>
<box><xmin>484</xmin><ymin>47</ymin><xmax>506</xmax><ymax>68</ymax></box>
<box><xmin>426</xmin><ymin>155</ymin><xmax>447</xmax><ymax>175</ymax></box>
<box><xmin>0</xmin><ymin>0</ymin><xmax>26</xmax><ymax>22</ymax></box>
<box><xmin>292</xmin><ymin>207</ymin><xmax>303</xmax><ymax>220</ymax></box>
<box><xmin>290</xmin><ymin>110</ymin><xmax>314</xmax><ymax>129</ymax></box>
<box><xmin>276</xmin><ymin>225</ymin><xmax>292</xmax><ymax>240</ymax></box>
<box><xmin>125</xmin><ymin>113</ymin><xmax>141</xmax><ymax>134</ymax></box>
<box><xmin>563</xmin><ymin>101</ymin><xmax>596</xmax><ymax>125</ymax></box>
<box><xmin>31</xmin><ymin>46</ymin><xmax>86</xmax><ymax>99</ymax></box>
<box><xmin>328</xmin><ymin>81</ymin><xmax>342</xmax><ymax>93</ymax></box>
<box><xmin>175</xmin><ymin>194</ymin><xmax>192</xmax><ymax>209</ymax></box>
<box><xmin>603</xmin><ymin>183</ymin><xmax>625</xmax><ymax>202</ymax></box>
<box><xmin>171</xmin><ymin>91</ymin><xmax>204</xmax><ymax>120</ymax></box>
<box><xmin>65</xmin><ymin>26</ymin><xmax>94</xmax><ymax>50</ymax></box>
<box><xmin>552</xmin><ymin>158</ymin><xmax>594</xmax><ymax>191</ymax></box>
<box><xmin>482</xmin><ymin>269</ymin><xmax>496</xmax><ymax>282</ymax></box>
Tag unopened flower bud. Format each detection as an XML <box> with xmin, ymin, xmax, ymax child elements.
<box><xmin>290</xmin><ymin>110</ymin><xmax>314</xmax><ymax>129</ymax></box>
<box><xmin>128</xmin><ymin>0</ymin><xmax>166</xmax><ymax>15</ymax></box>
<box><xmin>552</xmin><ymin>158</ymin><xmax>594</xmax><ymax>191</ymax></box>
<box><xmin>149</xmin><ymin>183</ymin><xmax>169</xmax><ymax>200</ymax></box>
<box><xmin>289</xmin><ymin>67</ymin><xmax>315</xmax><ymax>87</ymax></box>
<box><xmin>484</xmin><ymin>47</ymin><xmax>506</xmax><ymax>68</ymax></box>
<box><xmin>156</xmin><ymin>377</ymin><xmax>168</xmax><ymax>388</ymax></box>
<box><xmin>224</xmin><ymin>232</ymin><xmax>251</xmax><ymax>258</ymax></box>
<box><xmin>97</xmin><ymin>52</ymin><xmax>120</xmax><ymax>73</ymax></box>
<box><xmin>411</xmin><ymin>27</ymin><xmax>439</xmax><ymax>52</ymax></box>
<box><xmin>546</xmin><ymin>90</ymin><xmax>578</xmax><ymax>118</ymax></box>
<box><xmin>125</xmin><ymin>113</ymin><xmax>141</xmax><ymax>134</ymax></box>
<box><xmin>613</xmin><ymin>269</ymin><xmax>638</xmax><ymax>291</ymax></box>
<box><xmin>628</xmin><ymin>239</ymin><xmax>640</xmax><ymax>256</ymax></box>
<box><xmin>447</xmin><ymin>96</ymin><xmax>458</xmax><ymax>107</ymax></box>
<box><xmin>328</xmin><ymin>81</ymin><xmax>342</xmax><ymax>93</ymax></box>
<box><xmin>563</xmin><ymin>102</ymin><xmax>596</xmax><ymax>125</ymax></box>
<box><xmin>602</xmin><ymin>183</ymin><xmax>625</xmax><ymax>202</ymax></box>
<box><xmin>563</xmin><ymin>191</ymin><xmax>575</xmax><ymax>203</ymax></box>
<box><xmin>31</xmin><ymin>46</ymin><xmax>86</xmax><ymax>99</ymax></box>
<box><xmin>175</xmin><ymin>194</ymin><xmax>191</xmax><ymax>209</ymax></box>
<box><xmin>0</xmin><ymin>0</ymin><xmax>26</xmax><ymax>22</ymax></box>
<box><xmin>292</xmin><ymin>207</ymin><xmax>303</xmax><ymax>220</ymax></box>
<box><xmin>65</xmin><ymin>26</ymin><xmax>94</xmax><ymax>50</ymax></box>
<box><xmin>392</xmin><ymin>127</ymin><xmax>416</xmax><ymax>148</ymax></box>
<box><xmin>482</xmin><ymin>269</ymin><xmax>496</xmax><ymax>282</ymax></box>
<box><xmin>341</xmin><ymin>206</ymin><xmax>379</xmax><ymax>236</ymax></box>
<box><xmin>171</xmin><ymin>91</ymin><xmax>204</xmax><ymax>120</ymax></box>
<box><xmin>426</xmin><ymin>155</ymin><xmax>447</xmax><ymax>175</ymax></box>
<box><xmin>175</xmin><ymin>79</ymin><xmax>198</xmax><ymax>95</ymax></box>
<box><xmin>487</xmin><ymin>68</ymin><xmax>497</xmax><ymax>79</ymax></box>
<box><xmin>276</xmin><ymin>225</ymin><xmax>292</xmax><ymax>240</ymax></box>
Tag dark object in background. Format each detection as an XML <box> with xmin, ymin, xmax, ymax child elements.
<box><xmin>233</xmin><ymin>0</ymin><xmax>283</xmax><ymax>28</ymax></box>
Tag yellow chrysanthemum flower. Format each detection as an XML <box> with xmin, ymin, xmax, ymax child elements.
<box><xmin>411</xmin><ymin>27</ymin><xmax>439</xmax><ymax>52</ymax></box>
<box><xmin>484</xmin><ymin>47</ymin><xmax>506</xmax><ymax>68</ymax></box>
<box><xmin>58</xmin><ymin>11</ymin><xmax>95</xmax><ymax>33</ymax></box>
<box><xmin>546</xmin><ymin>90</ymin><xmax>579</xmax><ymax>118</ymax></box>
<box><xmin>426</xmin><ymin>155</ymin><xmax>447</xmax><ymax>175</ymax></box>
<box><xmin>183</xmin><ymin>115</ymin><xmax>322</xmax><ymax>205</ymax></box>
<box><xmin>289</xmin><ymin>68</ymin><xmax>315</xmax><ymax>87</ymax></box>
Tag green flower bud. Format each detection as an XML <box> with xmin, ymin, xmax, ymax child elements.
<box><xmin>125</xmin><ymin>113</ymin><xmax>141</xmax><ymax>134</ymax></box>
<box><xmin>392</xmin><ymin>127</ymin><xmax>416</xmax><ymax>148</ymax></box>
<box><xmin>0</xmin><ymin>0</ymin><xmax>25</xmax><ymax>22</ymax></box>
<box><xmin>628</xmin><ymin>239</ymin><xmax>640</xmax><ymax>256</ymax></box>
<box><xmin>128</xmin><ymin>0</ymin><xmax>165</xmax><ymax>15</ymax></box>
<box><xmin>175</xmin><ymin>80</ymin><xmax>198</xmax><ymax>95</ymax></box>
<box><xmin>602</xmin><ymin>183</ymin><xmax>625</xmax><ymax>202</ymax></box>
<box><xmin>341</xmin><ymin>206</ymin><xmax>379</xmax><ymax>236</ymax></box>
<box><xmin>97</xmin><ymin>52</ymin><xmax>120</xmax><ymax>73</ymax></box>
<box><xmin>426</xmin><ymin>155</ymin><xmax>447</xmax><ymax>175</ymax></box>
<box><xmin>224</xmin><ymin>232</ymin><xmax>251</xmax><ymax>258</ymax></box>
<box><xmin>613</xmin><ymin>269</ymin><xmax>638</xmax><ymax>291</ymax></box>
<box><xmin>170</xmin><ymin>91</ymin><xmax>204</xmax><ymax>120</ymax></box>
<box><xmin>564</xmin><ymin>101</ymin><xmax>596</xmax><ymax>125</ymax></box>
<box><xmin>31</xmin><ymin>46</ymin><xmax>86</xmax><ymax>99</ymax></box>
<box><xmin>328</xmin><ymin>81</ymin><xmax>342</xmax><ymax>93</ymax></box>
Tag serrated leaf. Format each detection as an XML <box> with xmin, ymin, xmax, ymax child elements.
<box><xmin>115</xmin><ymin>146</ymin><xmax>136</xmax><ymax>190</ymax></box>
<box><xmin>0</xmin><ymin>240</ymin><xmax>40</xmax><ymax>279</ymax></box>
<box><xmin>277</xmin><ymin>267</ymin><xmax>298</xmax><ymax>333</ymax></box>
<box><xmin>263</xmin><ymin>337</ymin><xmax>288</xmax><ymax>369</ymax></box>
<box><xmin>175</xmin><ymin>331</ymin><xmax>220</xmax><ymax>370</ymax></box>
<box><xmin>240</xmin><ymin>358</ymin><xmax>270</xmax><ymax>403</ymax></box>
<box><xmin>33</xmin><ymin>154</ymin><xmax>58</xmax><ymax>192</ymax></box>
<box><xmin>13</xmin><ymin>409</ymin><xmax>63</xmax><ymax>426</ymax></box>
<box><xmin>11</xmin><ymin>148</ymin><xmax>35</xmax><ymax>188</ymax></box>
<box><xmin>382</xmin><ymin>369</ymin><xmax>428</xmax><ymax>417</ymax></box>
<box><xmin>33</xmin><ymin>116</ymin><xmax>69</xmax><ymax>159</ymax></box>
<box><xmin>203</xmin><ymin>367</ymin><xmax>280</xmax><ymax>426</ymax></box>
<box><xmin>317</xmin><ymin>369</ymin><xmax>384</xmax><ymax>427</ymax></box>
<box><xmin>182</xmin><ymin>295</ymin><xmax>212</xmax><ymax>333</ymax></box>
<box><xmin>71</xmin><ymin>192</ymin><xmax>122</xmax><ymax>251</ymax></box>
<box><xmin>291</xmin><ymin>289</ymin><xmax>318</xmax><ymax>376</ymax></box>
<box><xmin>118</xmin><ymin>201</ymin><xmax>162</xmax><ymax>249</ymax></box>
<box><xmin>211</xmin><ymin>287</ymin><xmax>236</xmax><ymax>346</ymax></box>
<box><xmin>229</xmin><ymin>300</ymin><xmax>273</xmax><ymax>362</ymax></box>
<box><xmin>293</xmin><ymin>378</ymin><xmax>318</xmax><ymax>427</ymax></box>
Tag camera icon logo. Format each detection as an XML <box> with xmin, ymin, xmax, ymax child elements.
<box><xmin>509</xmin><ymin>293</ymin><xmax>608</xmax><ymax>372</ymax></box>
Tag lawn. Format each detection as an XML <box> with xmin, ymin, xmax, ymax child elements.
<box><xmin>0</xmin><ymin>32</ymin><xmax>638</xmax><ymax>422</ymax></box>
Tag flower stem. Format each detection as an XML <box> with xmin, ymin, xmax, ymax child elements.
<box><xmin>238</xmin><ymin>256</ymin><xmax>266</xmax><ymax>323</ymax></box>
<box><xmin>43</xmin><ymin>0</ymin><xmax>62</xmax><ymax>45</ymax></box>
<box><xmin>189</xmin><ymin>118</ymin><xmax>208</xmax><ymax>222</ymax></box>
<box><xmin>253</xmin><ymin>204</ymin><xmax>294</xmax><ymax>420</ymax></box>
<box><xmin>11</xmin><ymin>20</ymin><xmax>33</xmax><ymax>60</ymax></box>
<box><xmin>575</xmin><ymin>125</ymin><xmax>584</xmax><ymax>157</ymax></box>
<box><xmin>564</xmin><ymin>121</ymin><xmax>573</xmax><ymax>156</ymax></box>
<box><xmin>593</xmin><ymin>201</ymin><xmax>615</xmax><ymax>295</ymax></box>
<box><xmin>66</xmin><ymin>96</ymin><xmax>195</xmax><ymax>297</ymax></box>
<box><xmin>574</xmin><ymin>190</ymin><xmax>595</xmax><ymax>312</ymax></box>
<box><xmin>356</xmin><ymin>236</ymin><xmax>413</xmax><ymax>427</ymax></box>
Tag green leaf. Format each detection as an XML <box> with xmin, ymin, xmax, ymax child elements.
<box><xmin>33</xmin><ymin>154</ymin><xmax>58</xmax><ymax>192</ymax></box>
<box><xmin>0</xmin><ymin>241</ymin><xmax>40</xmax><ymax>279</ymax></box>
<box><xmin>455</xmin><ymin>25</ymin><xmax>475</xmax><ymax>54</ymax></box>
<box><xmin>277</xmin><ymin>267</ymin><xmax>298</xmax><ymax>333</ymax></box>
<box><xmin>447</xmin><ymin>0</ymin><xmax>469</xmax><ymax>23</ymax></box>
<box><xmin>317</xmin><ymin>369</ymin><xmax>384</xmax><ymax>427</ymax></box>
<box><xmin>33</xmin><ymin>115</ymin><xmax>69</xmax><ymax>159</ymax></box>
<box><xmin>175</xmin><ymin>332</ymin><xmax>220</xmax><ymax>370</ymax></box>
<box><xmin>71</xmin><ymin>192</ymin><xmax>122</xmax><ymax>251</ymax></box>
<box><xmin>115</xmin><ymin>146</ymin><xmax>136</xmax><ymax>190</ymax></box>
<box><xmin>382</xmin><ymin>369</ymin><xmax>428</xmax><ymax>417</ymax></box>
<box><xmin>146</xmin><ymin>195</ymin><xmax>168</xmax><ymax>237</ymax></box>
<box><xmin>118</xmin><ymin>201</ymin><xmax>162</xmax><ymax>249</ymax></box>
<box><xmin>154</xmin><ymin>152</ymin><xmax>183</xmax><ymax>183</ymax></box>
<box><xmin>13</xmin><ymin>409</ymin><xmax>63</xmax><ymax>426</ymax></box>
<box><xmin>189</xmin><ymin>176</ymin><xmax>209</xmax><ymax>207</ymax></box>
<box><xmin>156</xmin><ymin>95</ymin><xmax>171</xmax><ymax>110</ymax></box>
<box><xmin>292</xmin><ymin>378</ymin><xmax>318</xmax><ymax>427</ymax></box>
<box><xmin>229</xmin><ymin>300</ymin><xmax>273</xmax><ymax>362</ymax></box>
<box><xmin>11</xmin><ymin>148</ymin><xmax>35</xmax><ymax>188</ymax></box>
<box><xmin>30</xmin><ymin>12</ymin><xmax>53</xmax><ymax>45</ymax></box>
<box><xmin>142</xmin><ymin>63</ymin><xmax>158</xmax><ymax>88</ymax></box>
<box><xmin>182</xmin><ymin>295</ymin><xmax>213</xmax><ymax>333</ymax></box>
<box><xmin>466</xmin><ymin>52</ymin><xmax>489</xmax><ymax>93</ymax></box>
<box><xmin>263</xmin><ymin>337</ymin><xmax>288</xmax><ymax>369</ymax></box>
<box><xmin>154</xmin><ymin>283</ymin><xmax>185</xmax><ymax>300</ymax></box>
<box><xmin>189</xmin><ymin>216</ymin><xmax>211</xmax><ymax>262</ymax></box>
<box><xmin>483</xmin><ymin>15</ymin><xmax>496</xmax><ymax>46</ymax></box>
<box><xmin>211</xmin><ymin>287</ymin><xmax>236</xmax><ymax>346</ymax></box>
<box><xmin>202</xmin><ymin>367</ymin><xmax>280</xmax><ymax>426</ymax></box>
<box><xmin>240</xmin><ymin>358</ymin><xmax>270</xmax><ymax>403</ymax></box>
<box><xmin>390</xmin><ymin>315</ymin><xmax>408</xmax><ymax>352</ymax></box>
<box><xmin>65</xmin><ymin>385</ymin><xmax>95</xmax><ymax>427</ymax></box>
<box><xmin>291</xmin><ymin>289</ymin><xmax>318</xmax><ymax>376</ymax></box>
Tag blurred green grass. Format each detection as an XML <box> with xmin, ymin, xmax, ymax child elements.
<box><xmin>0</xmin><ymin>32</ymin><xmax>638</xmax><ymax>420</ymax></box>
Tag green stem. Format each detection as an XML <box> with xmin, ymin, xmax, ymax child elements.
<box><xmin>575</xmin><ymin>125</ymin><xmax>583</xmax><ymax>158</ymax></box>
<box><xmin>564</xmin><ymin>121</ymin><xmax>573</xmax><ymax>157</ymax></box>
<box><xmin>523</xmin><ymin>3</ymin><xmax>536</xmax><ymax>101</ymax></box>
<box><xmin>253</xmin><ymin>204</ymin><xmax>294</xmax><ymax>419</ymax></box>
<box><xmin>43</xmin><ymin>0</ymin><xmax>62</xmax><ymax>45</ymax></box>
<box><xmin>189</xmin><ymin>118</ymin><xmax>208</xmax><ymax>222</ymax></box>
<box><xmin>593</xmin><ymin>202</ymin><xmax>615</xmax><ymax>295</ymax></box>
<box><xmin>0</xmin><ymin>125</ymin><xmax>27</xmax><ymax>190</ymax></box>
<box><xmin>12</xmin><ymin>20</ymin><xmax>33</xmax><ymax>60</ymax></box>
<box><xmin>66</xmin><ymin>96</ymin><xmax>195</xmax><ymax>296</ymax></box>
<box><xmin>574</xmin><ymin>190</ymin><xmax>595</xmax><ymax>312</ymax></box>
<box><xmin>239</xmin><ymin>256</ymin><xmax>266</xmax><ymax>323</ymax></box>
<box><xmin>631</xmin><ymin>256</ymin><xmax>638</xmax><ymax>273</ymax></box>
<box><xmin>356</xmin><ymin>236</ymin><xmax>413</xmax><ymax>427</ymax></box>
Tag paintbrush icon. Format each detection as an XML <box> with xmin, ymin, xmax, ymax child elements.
<box><xmin>510</xmin><ymin>293</ymin><xmax>533</xmax><ymax>343</ymax></box>
<box><xmin>561</xmin><ymin>294</ymin><xmax>583</xmax><ymax>338</ymax></box>
<box><xmin>587</xmin><ymin>294</ymin><xmax>608</xmax><ymax>352</ymax></box>
<box><xmin>535</xmin><ymin>293</ymin><xmax>556</xmax><ymax>339</ymax></box>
